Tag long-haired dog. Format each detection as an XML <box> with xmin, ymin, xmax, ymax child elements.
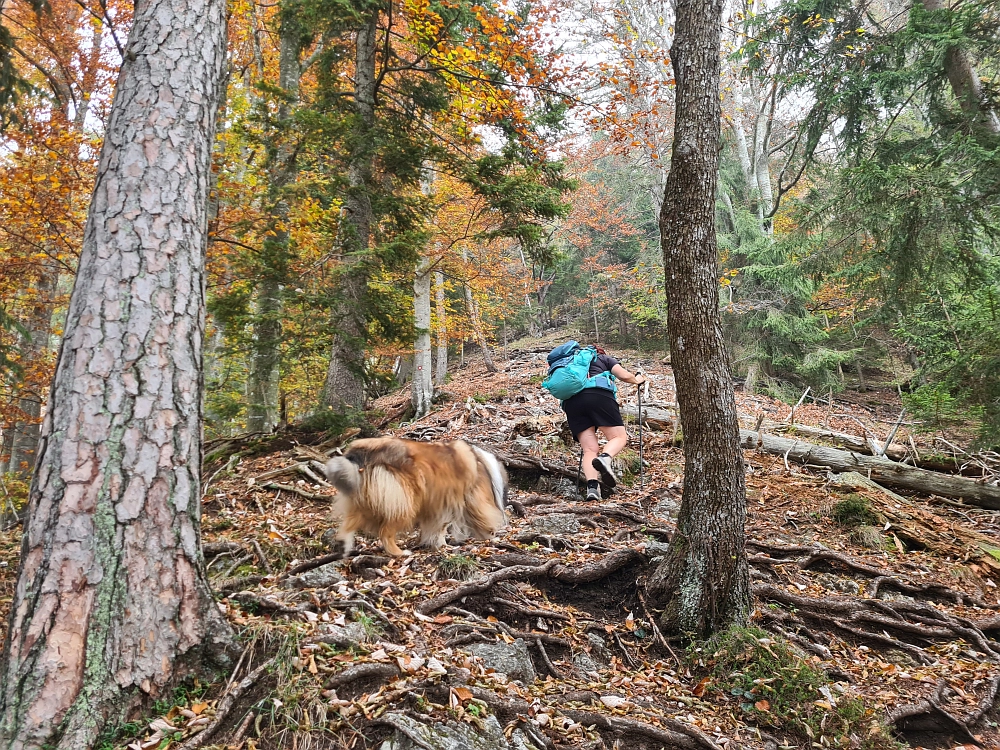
<box><xmin>323</xmin><ymin>437</ymin><xmax>508</xmax><ymax>556</ymax></box>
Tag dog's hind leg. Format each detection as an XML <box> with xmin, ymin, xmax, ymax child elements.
<box><xmin>417</xmin><ymin>524</ymin><xmax>448</xmax><ymax>551</ymax></box>
<box><xmin>379</xmin><ymin>531</ymin><xmax>407</xmax><ymax>557</ymax></box>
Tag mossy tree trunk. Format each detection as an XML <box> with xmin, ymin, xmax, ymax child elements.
<box><xmin>0</xmin><ymin>0</ymin><xmax>238</xmax><ymax>746</ymax></box>
<box><xmin>646</xmin><ymin>0</ymin><xmax>750</xmax><ymax>636</ymax></box>
<box><xmin>322</xmin><ymin>16</ymin><xmax>377</xmax><ymax>411</ymax></box>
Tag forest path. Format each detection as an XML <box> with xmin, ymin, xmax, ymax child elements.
<box><xmin>2</xmin><ymin>343</ymin><xmax>998</xmax><ymax>750</ymax></box>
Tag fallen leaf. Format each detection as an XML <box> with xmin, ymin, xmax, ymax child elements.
<box><xmin>754</xmin><ymin>699</ymin><xmax>770</xmax><ymax>712</ymax></box>
<box><xmin>692</xmin><ymin>677</ymin><xmax>710</xmax><ymax>698</ymax></box>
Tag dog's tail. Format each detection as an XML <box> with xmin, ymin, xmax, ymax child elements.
<box><xmin>324</xmin><ymin>456</ymin><xmax>361</xmax><ymax>515</ymax></box>
<box><xmin>471</xmin><ymin>445</ymin><xmax>508</xmax><ymax>516</ymax></box>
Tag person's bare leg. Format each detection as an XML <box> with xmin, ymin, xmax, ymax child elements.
<box><xmin>578</xmin><ymin>427</ymin><xmax>602</xmax><ymax>481</ymax></box>
<box><xmin>598</xmin><ymin>425</ymin><xmax>628</xmax><ymax>457</ymax></box>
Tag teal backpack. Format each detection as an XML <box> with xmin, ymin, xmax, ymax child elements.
<box><xmin>541</xmin><ymin>341</ymin><xmax>617</xmax><ymax>401</ymax></box>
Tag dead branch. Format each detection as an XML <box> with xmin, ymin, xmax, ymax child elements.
<box><xmin>203</xmin><ymin>541</ymin><xmax>244</xmax><ymax>558</ymax></box>
<box><xmin>263</xmin><ymin>482</ymin><xmax>331</xmax><ymax>501</ymax></box>
<box><xmin>214</xmin><ymin>575</ymin><xmax>265</xmax><ymax>594</ymax></box>
<box><xmin>251</xmin><ymin>540</ymin><xmax>273</xmax><ymax>575</ymax></box>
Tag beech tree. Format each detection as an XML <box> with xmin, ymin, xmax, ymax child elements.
<box><xmin>0</xmin><ymin>0</ymin><xmax>237</xmax><ymax>746</ymax></box>
<box><xmin>646</xmin><ymin>0</ymin><xmax>750</xmax><ymax>635</ymax></box>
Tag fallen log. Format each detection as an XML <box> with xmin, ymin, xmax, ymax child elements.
<box><xmin>738</xmin><ymin>429</ymin><xmax>1000</xmax><ymax>510</ymax></box>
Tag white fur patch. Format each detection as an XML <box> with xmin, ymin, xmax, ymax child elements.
<box><xmin>472</xmin><ymin>446</ymin><xmax>507</xmax><ymax>515</ymax></box>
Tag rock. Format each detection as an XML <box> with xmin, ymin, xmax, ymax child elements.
<box><xmin>643</xmin><ymin>540</ymin><xmax>671</xmax><ymax>558</ymax></box>
<box><xmin>815</xmin><ymin>573</ymin><xmax>860</xmax><ymax>595</ymax></box>
<box><xmin>585</xmin><ymin>633</ymin><xmax>611</xmax><ymax>662</ymax></box>
<box><xmin>283</xmin><ymin>562</ymin><xmax>345</xmax><ymax>589</ymax></box>
<box><xmin>315</xmin><ymin>621</ymin><xmax>370</xmax><ymax>648</ymax></box>
<box><xmin>530</xmin><ymin>513</ymin><xmax>580</xmax><ymax>535</ymax></box>
<box><xmin>378</xmin><ymin>712</ymin><xmax>512</xmax><ymax>750</ymax></box>
<box><xmin>463</xmin><ymin>639</ymin><xmax>536</xmax><ymax>683</ymax></box>
<box><xmin>509</xmin><ymin>729</ymin><xmax>543</xmax><ymax>750</ymax></box>
<box><xmin>573</xmin><ymin>652</ymin><xmax>602</xmax><ymax>674</ymax></box>
<box><xmin>535</xmin><ymin>475</ymin><xmax>579</xmax><ymax>499</ymax></box>
<box><xmin>513</xmin><ymin>436</ymin><xmax>539</xmax><ymax>453</ymax></box>
<box><xmin>652</xmin><ymin>498</ymin><xmax>680</xmax><ymax>521</ymax></box>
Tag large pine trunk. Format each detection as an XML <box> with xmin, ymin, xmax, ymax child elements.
<box><xmin>646</xmin><ymin>0</ymin><xmax>750</xmax><ymax>636</ymax></box>
<box><xmin>0</xmin><ymin>0</ymin><xmax>238</xmax><ymax>746</ymax></box>
<box><xmin>322</xmin><ymin>16</ymin><xmax>377</xmax><ymax>411</ymax></box>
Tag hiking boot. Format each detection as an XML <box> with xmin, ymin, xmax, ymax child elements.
<box><xmin>592</xmin><ymin>453</ymin><xmax>617</xmax><ymax>488</ymax></box>
<box><xmin>585</xmin><ymin>484</ymin><xmax>602</xmax><ymax>502</ymax></box>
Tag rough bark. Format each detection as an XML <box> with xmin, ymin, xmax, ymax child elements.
<box><xmin>434</xmin><ymin>270</ymin><xmax>447</xmax><ymax>386</ymax></box>
<box><xmin>647</xmin><ymin>0</ymin><xmax>750</xmax><ymax>636</ymax></box>
<box><xmin>246</xmin><ymin>22</ymin><xmax>301</xmax><ymax>432</ymax></box>
<box><xmin>322</xmin><ymin>16</ymin><xmax>377</xmax><ymax>411</ymax></box>
<box><xmin>412</xmin><ymin>260</ymin><xmax>433</xmax><ymax>418</ymax></box>
<box><xmin>0</xmin><ymin>0</ymin><xmax>238</xmax><ymax>746</ymax></box>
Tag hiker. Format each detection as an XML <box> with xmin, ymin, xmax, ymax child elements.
<box><xmin>542</xmin><ymin>342</ymin><xmax>646</xmax><ymax>501</ymax></box>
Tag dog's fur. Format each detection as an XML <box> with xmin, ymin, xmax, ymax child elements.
<box><xmin>323</xmin><ymin>437</ymin><xmax>508</xmax><ymax>556</ymax></box>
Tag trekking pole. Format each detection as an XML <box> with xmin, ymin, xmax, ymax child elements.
<box><xmin>637</xmin><ymin>371</ymin><xmax>645</xmax><ymax>490</ymax></box>
<box><xmin>577</xmin><ymin>446</ymin><xmax>584</xmax><ymax>496</ymax></box>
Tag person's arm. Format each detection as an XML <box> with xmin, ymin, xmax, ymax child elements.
<box><xmin>610</xmin><ymin>363</ymin><xmax>646</xmax><ymax>385</ymax></box>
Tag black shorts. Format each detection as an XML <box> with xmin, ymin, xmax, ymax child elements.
<box><xmin>562</xmin><ymin>388</ymin><xmax>624</xmax><ymax>440</ymax></box>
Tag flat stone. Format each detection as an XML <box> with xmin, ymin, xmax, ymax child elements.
<box><xmin>530</xmin><ymin>513</ymin><xmax>580</xmax><ymax>535</ymax></box>
<box><xmin>652</xmin><ymin>498</ymin><xmax>680</xmax><ymax>521</ymax></box>
<box><xmin>284</xmin><ymin>562</ymin><xmax>345</xmax><ymax>589</ymax></box>
<box><xmin>644</xmin><ymin>540</ymin><xmax>671</xmax><ymax>558</ymax></box>
<box><xmin>378</xmin><ymin>712</ymin><xmax>510</xmax><ymax>750</ymax></box>
<box><xmin>463</xmin><ymin>639</ymin><xmax>536</xmax><ymax>683</ymax></box>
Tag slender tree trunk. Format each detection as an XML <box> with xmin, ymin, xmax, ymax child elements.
<box><xmin>0</xmin><ymin>0</ymin><xmax>237</xmax><ymax>746</ymax></box>
<box><xmin>412</xmin><ymin>260</ymin><xmax>433</xmax><ymax>418</ymax></box>
<box><xmin>246</xmin><ymin>20</ymin><xmax>301</xmax><ymax>432</ymax></box>
<box><xmin>459</xmin><ymin>248</ymin><xmax>496</xmax><ymax>372</ymax></box>
<box><xmin>920</xmin><ymin>0</ymin><xmax>1000</xmax><ymax>135</ymax></box>
<box><xmin>322</xmin><ymin>16</ymin><xmax>377</xmax><ymax>410</ymax></box>
<box><xmin>7</xmin><ymin>267</ymin><xmax>56</xmax><ymax>477</ymax></box>
<box><xmin>434</xmin><ymin>270</ymin><xmax>447</xmax><ymax>385</ymax></box>
<box><xmin>646</xmin><ymin>0</ymin><xmax>750</xmax><ymax>636</ymax></box>
<box><xmin>246</xmin><ymin>275</ymin><xmax>282</xmax><ymax>432</ymax></box>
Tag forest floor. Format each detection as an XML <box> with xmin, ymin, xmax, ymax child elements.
<box><xmin>2</xmin><ymin>337</ymin><xmax>999</xmax><ymax>750</ymax></box>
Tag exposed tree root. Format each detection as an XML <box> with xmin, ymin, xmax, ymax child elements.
<box><xmin>888</xmin><ymin>680</ymin><xmax>984</xmax><ymax>747</ymax></box>
<box><xmin>416</xmin><ymin>560</ymin><xmax>558</xmax><ymax>615</ymax></box>
<box><xmin>325</xmin><ymin>663</ymin><xmax>401</xmax><ymax>692</ymax></box>
<box><xmin>178</xmin><ymin>656</ymin><xmax>277</xmax><ymax>750</ymax></box>
<box><xmin>753</xmin><ymin>583</ymin><xmax>1000</xmax><ymax>664</ymax></box>
<box><xmin>559</xmin><ymin>709</ymin><xmax>723</xmax><ymax>750</ymax></box>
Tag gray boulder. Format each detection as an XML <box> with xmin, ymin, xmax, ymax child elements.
<box><xmin>652</xmin><ymin>498</ymin><xmax>680</xmax><ymax>521</ymax></box>
<box><xmin>378</xmin><ymin>713</ymin><xmax>510</xmax><ymax>750</ymax></box>
<box><xmin>462</xmin><ymin>639</ymin><xmax>536</xmax><ymax>683</ymax></box>
<box><xmin>284</xmin><ymin>561</ymin><xmax>344</xmax><ymax>589</ymax></box>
